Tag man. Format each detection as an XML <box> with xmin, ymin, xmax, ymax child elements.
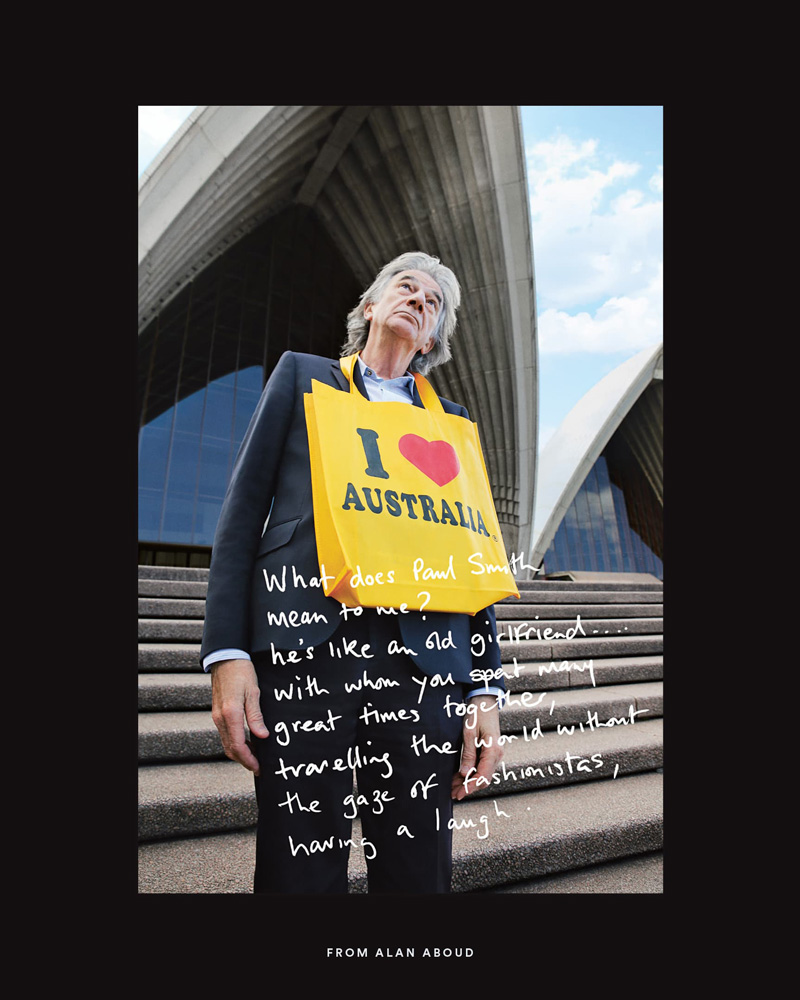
<box><xmin>202</xmin><ymin>251</ymin><xmax>506</xmax><ymax>893</ymax></box>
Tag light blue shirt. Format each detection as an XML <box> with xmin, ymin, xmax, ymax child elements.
<box><xmin>204</xmin><ymin>356</ymin><xmax>505</xmax><ymax>705</ymax></box>
<box><xmin>359</xmin><ymin>358</ymin><xmax>416</xmax><ymax>403</ymax></box>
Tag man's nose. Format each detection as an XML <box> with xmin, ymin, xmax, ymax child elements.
<box><xmin>407</xmin><ymin>292</ymin><xmax>423</xmax><ymax>312</ymax></box>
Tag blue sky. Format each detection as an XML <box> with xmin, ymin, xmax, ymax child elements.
<box><xmin>138</xmin><ymin>106</ymin><xmax>663</xmax><ymax>448</ymax></box>
<box><xmin>518</xmin><ymin>106</ymin><xmax>662</xmax><ymax>447</ymax></box>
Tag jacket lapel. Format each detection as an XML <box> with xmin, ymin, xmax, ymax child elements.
<box><xmin>352</xmin><ymin>361</ymin><xmax>369</xmax><ymax>399</ymax></box>
<box><xmin>330</xmin><ymin>355</ymin><xmax>423</xmax><ymax>406</ymax></box>
<box><xmin>329</xmin><ymin>359</ymin><xmax>350</xmax><ymax>392</ymax></box>
<box><xmin>330</xmin><ymin>357</ymin><xmax>372</xmax><ymax>399</ymax></box>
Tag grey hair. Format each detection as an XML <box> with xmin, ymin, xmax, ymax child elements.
<box><xmin>340</xmin><ymin>251</ymin><xmax>462</xmax><ymax>375</ymax></box>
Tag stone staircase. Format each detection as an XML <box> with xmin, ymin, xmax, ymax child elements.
<box><xmin>138</xmin><ymin>566</ymin><xmax>663</xmax><ymax>893</ymax></box>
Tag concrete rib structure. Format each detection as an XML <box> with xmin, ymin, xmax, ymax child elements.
<box><xmin>138</xmin><ymin>105</ymin><xmax>537</xmax><ymax>555</ymax></box>
<box><xmin>529</xmin><ymin>342</ymin><xmax>663</xmax><ymax>572</ymax></box>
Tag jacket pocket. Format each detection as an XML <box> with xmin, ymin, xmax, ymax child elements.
<box><xmin>257</xmin><ymin>516</ymin><xmax>301</xmax><ymax>557</ymax></box>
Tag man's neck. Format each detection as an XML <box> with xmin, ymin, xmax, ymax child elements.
<box><xmin>359</xmin><ymin>341</ymin><xmax>415</xmax><ymax>380</ymax></box>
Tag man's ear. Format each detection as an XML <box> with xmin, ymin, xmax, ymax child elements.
<box><xmin>420</xmin><ymin>336</ymin><xmax>435</xmax><ymax>355</ymax></box>
<box><xmin>364</xmin><ymin>301</ymin><xmax>374</xmax><ymax>321</ymax></box>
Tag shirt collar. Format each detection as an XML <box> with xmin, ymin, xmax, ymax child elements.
<box><xmin>356</xmin><ymin>354</ymin><xmax>415</xmax><ymax>390</ymax></box>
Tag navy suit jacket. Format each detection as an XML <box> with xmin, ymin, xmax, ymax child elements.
<box><xmin>200</xmin><ymin>351</ymin><xmax>504</xmax><ymax>688</ymax></box>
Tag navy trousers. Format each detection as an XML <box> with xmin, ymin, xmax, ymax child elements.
<box><xmin>251</xmin><ymin>609</ymin><xmax>467</xmax><ymax>894</ymax></box>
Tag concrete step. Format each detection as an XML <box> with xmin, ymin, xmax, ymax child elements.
<box><xmin>139</xmin><ymin>760</ymin><xmax>256</xmax><ymax>841</ymax></box>
<box><xmin>138</xmin><ymin>831</ymin><xmax>663</xmax><ymax>894</ymax></box>
<box><xmin>139</xmin><ymin>672</ymin><xmax>211</xmax><ymax>710</ymax></box>
<box><xmin>138</xmin><ymin>639</ymin><xmax>663</xmax><ymax>684</ymax></box>
<box><xmin>139</xmin><ymin>619</ymin><xmax>205</xmax><ymax>641</ymax></box>
<box><xmin>139</xmin><ymin>711</ymin><xmax>224</xmax><ymax>762</ymax></box>
<box><xmin>138</xmin><ymin>643</ymin><xmax>202</xmax><ymax>671</ymax></box>
<box><xmin>138</xmin><ymin>770</ymin><xmax>663</xmax><ymax>892</ymax></box>
<box><xmin>478</xmin><ymin>717</ymin><xmax>663</xmax><ymax>796</ymax></box>
<box><xmin>506</xmin><ymin>654</ymin><xmax>663</xmax><ymax>692</ymax></box>
<box><xmin>139</xmin><ymin>579</ymin><xmax>208</xmax><ymax>598</ymax></box>
<box><xmin>138</xmin><ymin>654</ymin><xmax>663</xmax><ymax>712</ymax></box>
<box><xmin>499</xmin><ymin>634</ymin><xmax>662</xmax><ymax>662</ymax></box>
<box><xmin>138</xmin><ymin>618</ymin><xmax>664</xmax><ymax>652</ymax></box>
<box><xmin>500</xmin><ymin>588</ymin><xmax>663</xmax><ymax>604</ymax></box>
<box><xmin>137</xmin><ymin>682</ymin><xmax>662</xmax><ymax>764</ymax></box>
<box><xmin>480</xmin><ymin>850</ymin><xmax>663</xmax><ymax>893</ymax></box>
<box><xmin>137</xmin><ymin>566</ymin><xmax>661</xmax><ymax>592</ymax></box>
<box><xmin>140</xmin><ymin>598</ymin><xmax>664</xmax><ymax>624</ymax></box>
<box><xmin>138</xmin><ymin>566</ymin><xmax>209</xmax><ymax>581</ymax></box>
<box><xmin>496</xmin><ymin>603</ymin><xmax>662</xmax><ymax>619</ymax></box>
<box><xmin>138</xmin><ymin>597</ymin><xmax>206</xmax><ymax>619</ymax></box>
<box><xmin>137</xmin><ymin>576</ymin><xmax>664</xmax><ymax>607</ymax></box>
<box><xmin>501</xmin><ymin>681</ymin><xmax>662</xmax><ymax>734</ymax></box>
<box><xmin>138</xmin><ymin>600</ymin><xmax>663</xmax><ymax>628</ymax></box>
<box><xmin>449</xmin><ymin>771</ymin><xmax>663</xmax><ymax>893</ymax></box>
<box><xmin>138</xmin><ymin>711</ymin><xmax>662</xmax><ymax>802</ymax></box>
<box><xmin>498</xmin><ymin>616</ymin><xmax>663</xmax><ymax>638</ymax></box>
<box><xmin>139</xmin><ymin>828</ymin><xmax>256</xmax><ymax>893</ymax></box>
<box><xmin>511</xmin><ymin>580</ymin><xmax>662</xmax><ymax>593</ymax></box>
<box><xmin>135</xmin><ymin>639</ymin><xmax>663</xmax><ymax>690</ymax></box>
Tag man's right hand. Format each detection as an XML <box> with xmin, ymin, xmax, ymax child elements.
<box><xmin>210</xmin><ymin>659</ymin><xmax>270</xmax><ymax>775</ymax></box>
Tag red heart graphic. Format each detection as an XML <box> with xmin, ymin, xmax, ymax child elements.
<box><xmin>398</xmin><ymin>434</ymin><xmax>460</xmax><ymax>487</ymax></box>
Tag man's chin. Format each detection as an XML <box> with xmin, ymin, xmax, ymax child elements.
<box><xmin>388</xmin><ymin>318</ymin><xmax>423</xmax><ymax>342</ymax></box>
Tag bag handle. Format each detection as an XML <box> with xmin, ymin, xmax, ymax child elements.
<box><xmin>339</xmin><ymin>353</ymin><xmax>445</xmax><ymax>414</ymax></box>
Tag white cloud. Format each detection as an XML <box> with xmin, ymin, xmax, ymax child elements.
<box><xmin>649</xmin><ymin>165</ymin><xmax>664</xmax><ymax>194</ymax></box>
<box><xmin>537</xmin><ymin>262</ymin><xmax>662</xmax><ymax>354</ymax></box>
<box><xmin>527</xmin><ymin>135</ymin><xmax>599</xmax><ymax>183</ymax></box>
<box><xmin>527</xmin><ymin>133</ymin><xmax>662</xmax><ymax>353</ymax></box>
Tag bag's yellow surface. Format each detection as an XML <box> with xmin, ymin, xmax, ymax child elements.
<box><xmin>303</xmin><ymin>354</ymin><xmax>519</xmax><ymax>614</ymax></box>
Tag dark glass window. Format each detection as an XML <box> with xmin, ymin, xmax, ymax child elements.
<box><xmin>138</xmin><ymin>367</ymin><xmax>263</xmax><ymax>546</ymax></box>
<box><xmin>541</xmin><ymin>451</ymin><xmax>663</xmax><ymax>579</ymax></box>
<box><xmin>138</xmin><ymin>206</ymin><xmax>361</xmax><ymax>554</ymax></box>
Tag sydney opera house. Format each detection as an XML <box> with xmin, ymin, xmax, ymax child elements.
<box><xmin>138</xmin><ymin>106</ymin><xmax>662</xmax><ymax>581</ymax></box>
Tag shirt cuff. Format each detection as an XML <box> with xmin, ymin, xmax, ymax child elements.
<box><xmin>202</xmin><ymin>648</ymin><xmax>252</xmax><ymax>672</ymax></box>
<box><xmin>464</xmin><ymin>685</ymin><xmax>506</xmax><ymax>707</ymax></box>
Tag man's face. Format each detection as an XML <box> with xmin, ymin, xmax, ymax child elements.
<box><xmin>364</xmin><ymin>269</ymin><xmax>443</xmax><ymax>357</ymax></box>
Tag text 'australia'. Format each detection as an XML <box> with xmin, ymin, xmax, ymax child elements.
<box><xmin>341</xmin><ymin>483</ymin><xmax>489</xmax><ymax>537</ymax></box>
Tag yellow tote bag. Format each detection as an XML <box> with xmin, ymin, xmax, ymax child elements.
<box><xmin>303</xmin><ymin>354</ymin><xmax>519</xmax><ymax>614</ymax></box>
